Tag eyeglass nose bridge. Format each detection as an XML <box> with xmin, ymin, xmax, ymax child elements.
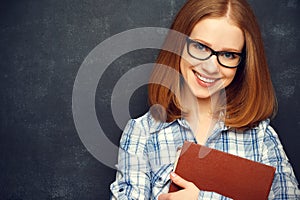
<box><xmin>203</xmin><ymin>49</ymin><xmax>229</xmax><ymax>69</ymax></box>
<box><xmin>205</xmin><ymin>48</ymin><xmax>221</xmax><ymax>62</ymax></box>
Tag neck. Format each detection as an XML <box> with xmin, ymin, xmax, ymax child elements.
<box><xmin>196</xmin><ymin>92</ymin><xmax>221</xmax><ymax>117</ymax></box>
<box><xmin>181</xmin><ymin>85</ymin><xmax>223</xmax><ymax>144</ymax></box>
<box><xmin>181</xmin><ymin>84</ymin><xmax>221</xmax><ymax>119</ymax></box>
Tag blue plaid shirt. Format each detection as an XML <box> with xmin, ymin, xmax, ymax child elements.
<box><xmin>110</xmin><ymin>111</ymin><xmax>300</xmax><ymax>199</ymax></box>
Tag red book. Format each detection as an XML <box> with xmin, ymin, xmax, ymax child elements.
<box><xmin>169</xmin><ymin>141</ymin><xmax>276</xmax><ymax>200</ymax></box>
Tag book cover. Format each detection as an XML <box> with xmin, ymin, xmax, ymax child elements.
<box><xmin>169</xmin><ymin>141</ymin><xmax>276</xmax><ymax>200</ymax></box>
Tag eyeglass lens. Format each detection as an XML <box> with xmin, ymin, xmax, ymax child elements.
<box><xmin>187</xmin><ymin>38</ymin><xmax>242</xmax><ymax>68</ymax></box>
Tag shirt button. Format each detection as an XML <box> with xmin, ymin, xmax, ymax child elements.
<box><xmin>119</xmin><ymin>188</ymin><xmax>124</xmax><ymax>192</ymax></box>
<box><xmin>158</xmin><ymin>177</ymin><xmax>162</xmax><ymax>181</ymax></box>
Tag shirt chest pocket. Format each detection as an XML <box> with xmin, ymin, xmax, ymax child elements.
<box><xmin>150</xmin><ymin>164</ymin><xmax>173</xmax><ymax>188</ymax></box>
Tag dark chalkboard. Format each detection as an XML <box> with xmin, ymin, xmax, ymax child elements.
<box><xmin>0</xmin><ymin>0</ymin><xmax>299</xmax><ymax>199</ymax></box>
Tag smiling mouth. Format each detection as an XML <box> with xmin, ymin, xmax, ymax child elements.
<box><xmin>193</xmin><ymin>70</ymin><xmax>220</xmax><ymax>83</ymax></box>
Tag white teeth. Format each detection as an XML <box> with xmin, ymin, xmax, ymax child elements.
<box><xmin>195</xmin><ymin>72</ymin><xmax>216</xmax><ymax>83</ymax></box>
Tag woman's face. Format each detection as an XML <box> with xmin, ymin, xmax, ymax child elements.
<box><xmin>180</xmin><ymin>17</ymin><xmax>244</xmax><ymax>100</ymax></box>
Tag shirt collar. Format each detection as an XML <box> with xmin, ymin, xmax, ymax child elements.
<box><xmin>147</xmin><ymin>112</ymin><xmax>229</xmax><ymax>134</ymax></box>
<box><xmin>147</xmin><ymin>112</ymin><xmax>190</xmax><ymax>134</ymax></box>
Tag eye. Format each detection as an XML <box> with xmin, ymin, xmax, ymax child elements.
<box><xmin>221</xmin><ymin>52</ymin><xmax>237</xmax><ymax>60</ymax></box>
<box><xmin>191</xmin><ymin>42</ymin><xmax>207</xmax><ymax>51</ymax></box>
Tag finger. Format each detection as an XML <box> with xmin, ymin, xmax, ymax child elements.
<box><xmin>158</xmin><ymin>193</ymin><xmax>169</xmax><ymax>200</ymax></box>
<box><xmin>170</xmin><ymin>172</ymin><xmax>192</xmax><ymax>189</ymax></box>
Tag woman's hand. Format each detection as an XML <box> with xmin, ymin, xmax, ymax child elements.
<box><xmin>158</xmin><ymin>172</ymin><xmax>199</xmax><ymax>200</ymax></box>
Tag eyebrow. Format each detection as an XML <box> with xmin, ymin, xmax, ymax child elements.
<box><xmin>191</xmin><ymin>38</ymin><xmax>242</xmax><ymax>53</ymax></box>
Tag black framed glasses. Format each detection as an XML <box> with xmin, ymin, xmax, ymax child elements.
<box><xmin>186</xmin><ymin>37</ymin><xmax>243</xmax><ymax>68</ymax></box>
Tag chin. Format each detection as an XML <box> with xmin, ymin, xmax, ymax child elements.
<box><xmin>192</xmin><ymin>89</ymin><xmax>214</xmax><ymax>99</ymax></box>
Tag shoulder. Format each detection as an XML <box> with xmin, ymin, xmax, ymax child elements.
<box><xmin>124</xmin><ymin>111</ymin><xmax>155</xmax><ymax>133</ymax></box>
<box><xmin>244</xmin><ymin>119</ymin><xmax>279</xmax><ymax>143</ymax></box>
<box><xmin>255</xmin><ymin>119</ymin><xmax>277</xmax><ymax>136</ymax></box>
<box><xmin>120</xmin><ymin>111</ymin><xmax>169</xmax><ymax>142</ymax></box>
<box><xmin>121</xmin><ymin>111</ymin><xmax>152</xmax><ymax>138</ymax></box>
<box><xmin>119</xmin><ymin>111</ymin><xmax>177</xmax><ymax>153</ymax></box>
<box><xmin>232</xmin><ymin>119</ymin><xmax>278</xmax><ymax>143</ymax></box>
<box><xmin>118</xmin><ymin>112</ymin><xmax>152</xmax><ymax>154</ymax></box>
<box><xmin>124</xmin><ymin>111</ymin><xmax>176</xmax><ymax>134</ymax></box>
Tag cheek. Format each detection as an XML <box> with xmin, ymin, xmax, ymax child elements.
<box><xmin>180</xmin><ymin>46</ymin><xmax>192</xmax><ymax>74</ymax></box>
<box><xmin>222</xmin><ymin>68</ymin><xmax>237</xmax><ymax>84</ymax></box>
<box><xmin>229</xmin><ymin>70</ymin><xmax>236</xmax><ymax>79</ymax></box>
<box><xmin>180</xmin><ymin>58</ymin><xmax>189</xmax><ymax>79</ymax></box>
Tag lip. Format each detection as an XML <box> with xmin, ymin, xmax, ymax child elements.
<box><xmin>192</xmin><ymin>70</ymin><xmax>220</xmax><ymax>87</ymax></box>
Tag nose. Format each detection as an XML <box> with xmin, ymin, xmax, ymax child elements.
<box><xmin>200</xmin><ymin>55</ymin><xmax>219</xmax><ymax>74</ymax></box>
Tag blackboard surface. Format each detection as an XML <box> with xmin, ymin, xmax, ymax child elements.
<box><xmin>0</xmin><ymin>0</ymin><xmax>299</xmax><ymax>199</ymax></box>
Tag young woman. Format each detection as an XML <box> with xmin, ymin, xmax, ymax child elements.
<box><xmin>110</xmin><ymin>0</ymin><xmax>300</xmax><ymax>199</ymax></box>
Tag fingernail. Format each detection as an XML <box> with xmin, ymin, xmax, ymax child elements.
<box><xmin>170</xmin><ymin>172</ymin><xmax>177</xmax><ymax>178</ymax></box>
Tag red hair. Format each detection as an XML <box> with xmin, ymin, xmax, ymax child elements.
<box><xmin>148</xmin><ymin>0</ymin><xmax>277</xmax><ymax>130</ymax></box>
